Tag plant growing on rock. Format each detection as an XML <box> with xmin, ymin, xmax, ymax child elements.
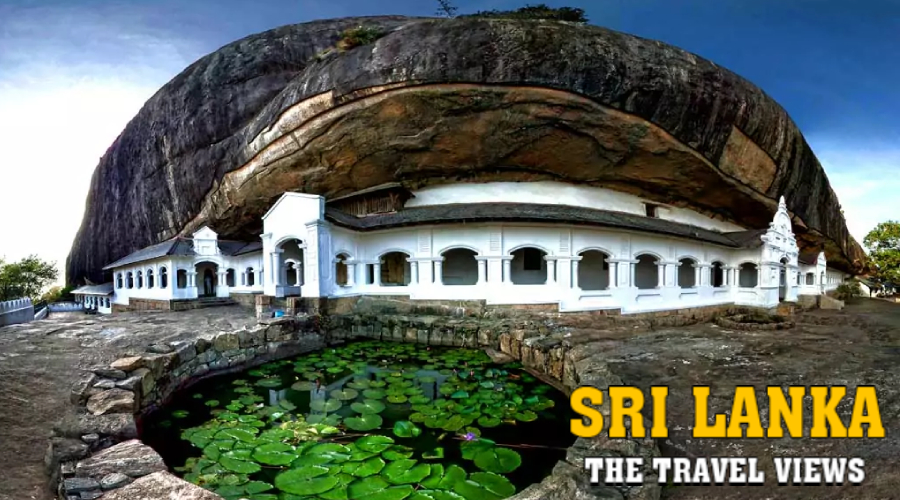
<box><xmin>466</xmin><ymin>4</ymin><xmax>588</xmax><ymax>23</ymax></box>
<box><xmin>835</xmin><ymin>280</ymin><xmax>862</xmax><ymax>301</ymax></box>
<box><xmin>337</xmin><ymin>26</ymin><xmax>385</xmax><ymax>51</ymax></box>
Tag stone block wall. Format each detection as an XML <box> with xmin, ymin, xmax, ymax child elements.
<box><xmin>229</xmin><ymin>292</ymin><xmax>260</xmax><ymax>307</ymax></box>
<box><xmin>53</xmin><ymin>316</ymin><xmax>324</xmax><ymax>499</ymax></box>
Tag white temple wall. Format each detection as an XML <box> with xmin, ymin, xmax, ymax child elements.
<box><xmin>405</xmin><ymin>181</ymin><xmax>745</xmax><ymax>233</ymax></box>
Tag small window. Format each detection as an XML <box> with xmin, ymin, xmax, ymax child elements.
<box><xmin>523</xmin><ymin>248</ymin><xmax>543</xmax><ymax>271</ymax></box>
<box><xmin>644</xmin><ymin>203</ymin><xmax>659</xmax><ymax>218</ymax></box>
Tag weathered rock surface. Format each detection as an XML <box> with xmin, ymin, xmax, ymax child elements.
<box><xmin>85</xmin><ymin>389</ymin><xmax>134</xmax><ymax>415</ymax></box>
<box><xmin>66</xmin><ymin>16</ymin><xmax>866</xmax><ymax>284</ymax></box>
<box><xmin>74</xmin><ymin>439</ymin><xmax>166</xmax><ymax>479</ymax></box>
<box><xmin>99</xmin><ymin>471</ymin><xmax>222</xmax><ymax>499</ymax></box>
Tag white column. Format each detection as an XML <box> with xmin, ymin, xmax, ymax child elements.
<box><xmin>271</xmin><ymin>251</ymin><xmax>283</xmax><ymax>286</ymax></box>
<box><xmin>256</xmin><ymin>268</ymin><xmax>264</xmax><ymax>286</ymax></box>
<box><xmin>606</xmin><ymin>260</ymin><xmax>616</xmax><ymax>289</ymax></box>
<box><xmin>630</xmin><ymin>262</ymin><xmax>636</xmax><ymax>288</ymax></box>
<box><xmin>657</xmin><ymin>263</ymin><xmax>665</xmax><ymax>288</ymax></box>
<box><xmin>433</xmin><ymin>259</ymin><xmax>443</xmax><ymax>286</ymax></box>
<box><xmin>694</xmin><ymin>265</ymin><xmax>701</xmax><ymax>287</ymax></box>
<box><xmin>476</xmin><ymin>259</ymin><xmax>487</xmax><ymax>284</ymax></box>
<box><xmin>347</xmin><ymin>263</ymin><xmax>356</xmax><ymax>287</ymax></box>
<box><xmin>240</xmin><ymin>271</ymin><xmax>247</xmax><ymax>287</ymax></box>
<box><xmin>572</xmin><ymin>259</ymin><xmax>580</xmax><ymax>289</ymax></box>
<box><xmin>409</xmin><ymin>260</ymin><xmax>419</xmax><ymax>285</ymax></box>
<box><xmin>757</xmin><ymin>267</ymin><xmax>762</xmax><ymax>288</ymax></box>
<box><xmin>295</xmin><ymin>266</ymin><xmax>303</xmax><ymax>286</ymax></box>
<box><xmin>373</xmin><ymin>263</ymin><xmax>382</xmax><ymax>286</ymax></box>
<box><xmin>546</xmin><ymin>258</ymin><xmax>556</xmax><ymax>284</ymax></box>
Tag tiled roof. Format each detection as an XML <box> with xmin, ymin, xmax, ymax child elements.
<box><xmin>103</xmin><ymin>238</ymin><xmax>262</xmax><ymax>270</ymax></box>
<box><xmin>72</xmin><ymin>283</ymin><xmax>114</xmax><ymax>295</ymax></box>
<box><xmin>325</xmin><ymin>203</ymin><xmax>765</xmax><ymax>249</ymax></box>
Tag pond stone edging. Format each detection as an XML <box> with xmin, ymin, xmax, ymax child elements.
<box><xmin>50</xmin><ymin>312</ymin><xmax>661</xmax><ymax>500</ymax></box>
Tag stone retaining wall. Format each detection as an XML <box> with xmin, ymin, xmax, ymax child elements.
<box><xmin>0</xmin><ymin>297</ymin><xmax>34</xmax><ymax>327</ymax></box>
<box><xmin>50</xmin><ymin>316</ymin><xmax>324</xmax><ymax>499</ymax></box>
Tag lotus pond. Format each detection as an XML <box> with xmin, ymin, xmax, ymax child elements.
<box><xmin>142</xmin><ymin>340</ymin><xmax>575</xmax><ymax>500</ymax></box>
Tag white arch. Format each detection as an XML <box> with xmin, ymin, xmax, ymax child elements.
<box><xmin>675</xmin><ymin>255</ymin><xmax>700</xmax><ymax>263</ymax></box>
<box><xmin>375</xmin><ymin>248</ymin><xmax>413</xmax><ymax>260</ymax></box>
<box><xmin>274</xmin><ymin>235</ymin><xmax>307</xmax><ymax>249</ymax></box>
<box><xmin>508</xmin><ymin>244</ymin><xmax>553</xmax><ymax>256</ymax></box>
<box><xmin>632</xmin><ymin>251</ymin><xmax>663</xmax><ymax>261</ymax></box>
<box><xmin>438</xmin><ymin>245</ymin><xmax>481</xmax><ymax>256</ymax></box>
<box><xmin>193</xmin><ymin>257</ymin><xmax>224</xmax><ymax>266</ymax></box>
<box><xmin>334</xmin><ymin>249</ymin><xmax>355</xmax><ymax>260</ymax></box>
<box><xmin>575</xmin><ymin>246</ymin><xmax>614</xmax><ymax>258</ymax></box>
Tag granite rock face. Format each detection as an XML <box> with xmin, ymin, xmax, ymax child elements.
<box><xmin>66</xmin><ymin>16</ymin><xmax>865</xmax><ymax>284</ymax></box>
<box><xmin>98</xmin><ymin>471</ymin><xmax>222</xmax><ymax>500</ymax></box>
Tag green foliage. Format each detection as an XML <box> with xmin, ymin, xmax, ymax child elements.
<box><xmin>39</xmin><ymin>284</ymin><xmax>74</xmax><ymax>303</ymax></box>
<box><xmin>466</xmin><ymin>4</ymin><xmax>588</xmax><ymax>23</ymax></box>
<box><xmin>835</xmin><ymin>280</ymin><xmax>862</xmax><ymax>301</ymax></box>
<box><xmin>863</xmin><ymin>221</ymin><xmax>900</xmax><ymax>284</ymax></box>
<box><xmin>0</xmin><ymin>255</ymin><xmax>58</xmax><ymax>302</ymax></box>
<box><xmin>337</xmin><ymin>26</ymin><xmax>385</xmax><ymax>51</ymax></box>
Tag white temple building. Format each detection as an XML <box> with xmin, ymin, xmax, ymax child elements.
<box><xmin>95</xmin><ymin>181</ymin><xmax>849</xmax><ymax>315</ymax></box>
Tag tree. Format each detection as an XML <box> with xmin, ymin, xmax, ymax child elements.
<box><xmin>435</xmin><ymin>0</ymin><xmax>458</xmax><ymax>17</ymax></box>
<box><xmin>466</xmin><ymin>4</ymin><xmax>588</xmax><ymax>22</ymax></box>
<box><xmin>0</xmin><ymin>255</ymin><xmax>58</xmax><ymax>302</ymax></box>
<box><xmin>863</xmin><ymin>221</ymin><xmax>900</xmax><ymax>285</ymax></box>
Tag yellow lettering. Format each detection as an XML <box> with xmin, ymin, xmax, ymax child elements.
<box><xmin>726</xmin><ymin>387</ymin><xmax>764</xmax><ymax>438</ymax></box>
<box><xmin>651</xmin><ymin>386</ymin><xmax>669</xmax><ymax>438</ymax></box>
<box><xmin>848</xmin><ymin>386</ymin><xmax>885</xmax><ymax>438</ymax></box>
<box><xmin>767</xmin><ymin>386</ymin><xmax>805</xmax><ymax>438</ymax></box>
<box><xmin>692</xmin><ymin>386</ymin><xmax>726</xmax><ymax>438</ymax></box>
<box><xmin>608</xmin><ymin>386</ymin><xmax>645</xmax><ymax>438</ymax></box>
<box><xmin>570</xmin><ymin>387</ymin><xmax>604</xmax><ymax>437</ymax></box>
<box><xmin>810</xmin><ymin>386</ymin><xmax>847</xmax><ymax>437</ymax></box>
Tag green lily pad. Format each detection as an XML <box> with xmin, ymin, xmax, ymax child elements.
<box><xmin>306</xmin><ymin>413</ymin><xmax>343</xmax><ymax>425</ymax></box>
<box><xmin>382</xmin><ymin>445</ymin><xmax>414</xmax><ymax>461</ymax></box>
<box><xmin>477</xmin><ymin>416</ymin><xmax>501</xmax><ymax>428</ymax></box>
<box><xmin>418</xmin><ymin>376</ymin><xmax>436</xmax><ymax>383</ymax></box>
<box><xmin>351</xmin><ymin>400</ymin><xmax>386</xmax><ymax>414</ymax></box>
<box><xmin>310</xmin><ymin>398</ymin><xmax>343</xmax><ymax>412</ymax></box>
<box><xmin>342</xmin><ymin>456</ymin><xmax>385</xmax><ymax>477</ymax></box>
<box><xmin>344</xmin><ymin>413</ymin><xmax>383</xmax><ymax>431</ymax></box>
<box><xmin>278</xmin><ymin>399</ymin><xmax>297</xmax><ymax>411</ymax></box>
<box><xmin>473</xmin><ymin>447</ymin><xmax>522</xmax><ymax>473</ymax></box>
<box><xmin>291</xmin><ymin>381</ymin><xmax>317</xmax><ymax>391</ymax></box>
<box><xmin>415</xmin><ymin>491</ymin><xmax>465</xmax><ymax>500</ymax></box>
<box><xmin>252</xmin><ymin>442</ymin><xmax>297</xmax><ymax>466</ymax></box>
<box><xmin>363</xmin><ymin>389</ymin><xmax>386</xmax><ymax>399</ymax></box>
<box><xmin>408</xmin><ymin>396</ymin><xmax>430</xmax><ymax>405</ymax></box>
<box><xmin>347</xmin><ymin>380</ymin><xmax>370</xmax><ymax>390</ymax></box>
<box><xmin>382</xmin><ymin>459</ymin><xmax>431</xmax><ymax>485</ymax></box>
<box><xmin>275</xmin><ymin>465</ymin><xmax>339</xmax><ymax>496</ymax></box>
<box><xmin>219</xmin><ymin>453</ymin><xmax>261</xmax><ymax>474</ymax></box>
<box><xmin>387</xmin><ymin>395</ymin><xmax>408</xmax><ymax>404</ymax></box>
<box><xmin>204</xmin><ymin>399</ymin><xmax>220</xmax><ymax>407</ymax></box>
<box><xmin>453</xmin><ymin>472</ymin><xmax>516</xmax><ymax>500</ymax></box>
<box><xmin>514</xmin><ymin>410</ymin><xmax>537</xmax><ymax>422</ymax></box>
<box><xmin>330</xmin><ymin>388</ymin><xmax>359</xmax><ymax>400</ymax></box>
<box><xmin>450</xmin><ymin>391</ymin><xmax>469</xmax><ymax>399</ymax></box>
<box><xmin>422</xmin><ymin>447</ymin><xmax>444</xmax><ymax>460</ymax></box>
<box><xmin>347</xmin><ymin>476</ymin><xmax>414</xmax><ymax>500</ymax></box>
<box><xmin>354</xmin><ymin>435</ymin><xmax>395</xmax><ymax>453</ymax></box>
<box><xmin>256</xmin><ymin>378</ymin><xmax>282</xmax><ymax>388</ymax></box>
<box><xmin>172</xmin><ymin>410</ymin><xmax>190</xmax><ymax>419</ymax></box>
<box><xmin>244</xmin><ymin>480</ymin><xmax>274</xmax><ymax>494</ymax></box>
<box><xmin>392</xmin><ymin>421</ymin><xmax>421</xmax><ymax>438</ymax></box>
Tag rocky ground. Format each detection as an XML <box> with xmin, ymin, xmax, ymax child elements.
<box><xmin>0</xmin><ymin>308</ymin><xmax>258</xmax><ymax>500</ymax></box>
<box><xmin>1</xmin><ymin>300</ymin><xmax>899</xmax><ymax>500</ymax></box>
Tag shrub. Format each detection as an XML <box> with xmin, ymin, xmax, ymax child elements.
<box><xmin>466</xmin><ymin>4</ymin><xmax>588</xmax><ymax>23</ymax></box>
<box><xmin>337</xmin><ymin>26</ymin><xmax>385</xmax><ymax>51</ymax></box>
<box><xmin>835</xmin><ymin>280</ymin><xmax>862</xmax><ymax>301</ymax></box>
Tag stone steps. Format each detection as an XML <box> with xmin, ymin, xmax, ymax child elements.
<box><xmin>193</xmin><ymin>298</ymin><xmax>238</xmax><ymax>309</ymax></box>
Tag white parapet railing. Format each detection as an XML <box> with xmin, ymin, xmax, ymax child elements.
<box><xmin>0</xmin><ymin>297</ymin><xmax>35</xmax><ymax>327</ymax></box>
<box><xmin>48</xmin><ymin>301</ymin><xmax>85</xmax><ymax>312</ymax></box>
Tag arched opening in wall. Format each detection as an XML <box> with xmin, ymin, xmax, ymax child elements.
<box><xmin>442</xmin><ymin>248</ymin><xmax>478</xmax><ymax>286</ymax></box>
<box><xmin>226</xmin><ymin>269</ymin><xmax>236</xmax><ymax>287</ymax></box>
<box><xmin>380</xmin><ymin>252</ymin><xmax>411</xmax><ymax>286</ymax></box>
<box><xmin>284</xmin><ymin>261</ymin><xmax>304</xmax><ymax>287</ymax></box>
<box><xmin>805</xmin><ymin>272</ymin><xmax>815</xmax><ymax>285</ymax></box>
<box><xmin>147</xmin><ymin>269</ymin><xmax>155</xmax><ymax>289</ymax></box>
<box><xmin>634</xmin><ymin>254</ymin><xmax>659</xmax><ymax>290</ymax></box>
<box><xmin>711</xmin><ymin>262</ymin><xmax>725</xmax><ymax>288</ymax></box>
<box><xmin>278</xmin><ymin>239</ymin><xmax>305</xmax><ymax>287</ymax></box>
<box><xmin>677</xmin><ymin>258</ymin><xmax>696</xmax><ymax>288</ymax></box>
<box><xmin>136</xmin><ymin>271</ymin><xmax>144</xmax><ymax>289</ymax></box>
<box><xmin>195</xmin><ymin>262</ymin><xmax>219</xmax><ymax>297</ymax></box>
<box><xmin>160</xmin><ymin>267</ymin><xmax>168</xmax><ymax>289</ymax></box>
<box><xmin>246</xmin><ymin>267</ymin><xmax>256</xmax><ymax>287</ymax></box>
<box><xmin>116</xmin><ymin>273</ymin><xmax>123</xmax><ymax>289</ymax></box>
<box><xmin>577</xmin><ymin>250</ymin><xmax>609</xmax><ymax>290</ymax></box>
<box><xmin>335</xmin><ymin>254</ymin><xmax>349</xmax><ymax>286</ymax></box>
<box><xmin>510</xmin><ymin>247</ymin><xmax>547</xmax><ymax>285</ymax></box>
<box><xmin>739</xmin><ymin>263</ymin><xmax>758</xmax><ymax>288</ymax></box>
<box><xmin>176</xmin><ymin>269</ymin><xmax>188</xmax><ymax>289</ymax></box>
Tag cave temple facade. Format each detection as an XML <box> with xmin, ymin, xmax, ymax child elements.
<box><xmin>96</xmin><ymin>181</ymin><xmax>848</xmax><ymax>315</ymax></box>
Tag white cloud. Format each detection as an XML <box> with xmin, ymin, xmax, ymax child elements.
<box><xmin>810</xmin><ymin>139</ymin><xmax>900</xmax><ymax>247</ymax></box>
<box><xmin>0</xmin><ymin>4</ymin><xmax>200</xmax><ymax>284</ymax></box>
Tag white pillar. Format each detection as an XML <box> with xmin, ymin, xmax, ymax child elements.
<box><xmin>657</xmin><ymin>263</ymin><xmax>665</xmax><ymax>288</ymax></box>
<box><xmin>503</xmin><ymin>259</ymin><xmax>512</xmax><ymax>284</ymax></box>
<box><xmin>295</xmin><ymin>266</ymin><xmax>303</xmax><ymax>286</ymax></box>
<box><xmin>546</xmin><ymin>258</ymin><xmax>556</xmax><ymax>284</ymax></box>
<box><xmin>757</xmin><ymin>267</ymin><xmax>762</xmax><ymax>288</ymax></box>
<box><xmin>572</xmin><ymin>259</ymin><xmax>580</xmax><ymax>289</ymax></box>
<box><xmin>630</xmin><ymin>262</ymin><xmax>636</xmax><ymax>288</ymax></box>
<box><xmin>433</xmin><ymin>260</ymin><xmax>443</xmax><ymax>285</ymax></box>
<box><xmin>347</xmin><ymin>263</ymin><xmax>356</xmax><ymax>287</ymax></box>
<box><xmin>373</xmin><ymin>263</ymin><xmax>382</xmax><ymax>286</ymax></box>
<box><xmin>694</xmin><ymin>265</ymin><xmax>701</xmax><ymax>288</ymax></box>
<box><xmin>256</xmin><ymin>268</ymin><xmax>264</xmax><ymax>286</ymax></box>
<box><xmin>606</xmin><ymin>260</ymin><xmax>616</xmax><ymax>289</ymax></box>
<box><xmin>476</xmin><ymin>259</ymin><xmax>486</xmax><ymax>284</ymax></box>
<box><xmin>409</xmin><ymin>260</ymin><xmax>419</xmax><ymax>285</ymax></box>
<box><xmin>272</xmin><ymin>252</ymin><xmax>283</xmax><ymax>286</ymax></box>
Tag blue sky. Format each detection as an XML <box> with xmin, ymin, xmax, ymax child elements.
<box><xmin>0</xmin><ymin>0</ymin><xmax>897</xmax><ymax>278</ymax></box>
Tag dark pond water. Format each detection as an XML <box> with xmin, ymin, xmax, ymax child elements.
<box><xmin>142</xmin><ymin>340</ymin><xmax>576</xmax><ymax>500</ymax></box>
